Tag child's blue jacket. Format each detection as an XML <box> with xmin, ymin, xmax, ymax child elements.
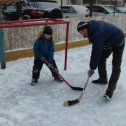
<box><xmin>33</xmin><ymin>37</ymin><xmax>54</xmax><ymax>63</ymax></box>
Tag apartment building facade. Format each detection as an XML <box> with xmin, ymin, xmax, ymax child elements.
<box><xmin>56</xmin><ymin>0</ymin><xmax>126</xmax><ymax>6</ymax></box>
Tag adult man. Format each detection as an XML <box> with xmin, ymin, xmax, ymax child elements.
<box><xmin>77</xmin><ymin>20</ymin><xmax>125</xmax><ymax>100</ymax></box>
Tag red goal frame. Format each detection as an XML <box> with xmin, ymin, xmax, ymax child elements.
<box><xmin>0</xmin><ymin>18</ymin><xmax>70</xmax><ymax>70</ymax></box>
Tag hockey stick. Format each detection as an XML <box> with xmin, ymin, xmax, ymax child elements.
<box><xmin>63</xmin><ymin>76</ymin><xmax>90</xmax><ymax>106</ymax></box>
<box><xmin>44</xmin><ymin>60</ymin><xmax>83</xmax><ymax>91</ymax></box>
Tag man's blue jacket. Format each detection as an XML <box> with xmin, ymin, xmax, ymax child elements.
<box><xmin>87</xmin><ymin>20</ymin><xmax>125</xmax><ymax>70</ymax></box>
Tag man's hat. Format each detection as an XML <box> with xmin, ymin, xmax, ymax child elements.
<box><xmin>77</xmin><ymin>21</ymin><xmax>88</xmax><ymax>32</ymax></box>
<box><xmin>43</xmin><ymin>26</ymin><xmax>53</xmax><ymax>35</ymax></box>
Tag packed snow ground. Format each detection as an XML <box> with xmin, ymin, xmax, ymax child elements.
<box><xmin>0</xmin><ymin>45</ymin><xmax>126</xmax><ymax>126</ymax></box>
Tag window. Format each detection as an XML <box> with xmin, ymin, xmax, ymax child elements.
<box><xmin>91</xmin><ymin>6</ymin><xmax>109</xmax><ymax>14</ymax></box>
<box><xmin>61</xmin><ymin>6</ymin><xmax>76</xmax><ymax>14</ymax></box>
<box><xmin>6</xmin><ymin>3</ymin><xmax>17</xmax><ymax>11</ymax></box>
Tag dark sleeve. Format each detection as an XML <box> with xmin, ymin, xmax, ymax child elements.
<box><xmin>48</xmin><ymin>42</ymin><xmax>54</xmax><ymax>63</ymax></box>
<box><xmin>89</xmin><ymin>24</ymin><xmax>105</xmax><ymax>70</ymax></box>
<box><xmin>90</xmin><ymin>43</ymin><xmax>104</xmax><ymax>70</ymax></box>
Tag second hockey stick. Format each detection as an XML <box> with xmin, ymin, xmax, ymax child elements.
<box><xmin>63</xmin><ymin>76</ymin><xmax>90</xmax><ymax>106</ymax></box>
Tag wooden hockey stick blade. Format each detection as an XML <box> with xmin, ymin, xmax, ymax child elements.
<box><xmin>63</xmin><ymin>92</ymin><xmax>84</xmax><ymax>106</ymax></box>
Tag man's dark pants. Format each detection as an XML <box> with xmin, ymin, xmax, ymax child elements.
<box><xmin>98</xmin><ymin>42</ymin><xmax>125</xmax><ymax>93</ymax></box>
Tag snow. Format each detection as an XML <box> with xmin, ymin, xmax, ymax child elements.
<box><xmin>0</xmin><ymin>45</ymin><xmax>126</xmax><ymax>126</ymax></box>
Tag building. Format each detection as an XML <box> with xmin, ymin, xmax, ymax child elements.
<box><xmin>56</xmin><ymin>0</ymin><xmax>83</xmax><ymax>5</ymax></box>
<box><xmin>56</xmin><ymin>0</ymin><xmax>126</xmax><ymax>6</ymax></box>
<box><xmin>93</xmin><ymin>0</ymin><xmax>125</xmax><ymax>6</ymax></box>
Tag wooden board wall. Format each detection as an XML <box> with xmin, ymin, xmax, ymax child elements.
<box><xmin>5</xmin><ymin>40</ymin><xmax>89</xmax><ymax>62</ymax></box>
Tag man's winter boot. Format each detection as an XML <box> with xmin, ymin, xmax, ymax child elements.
<box><xmin>92</xmin><ymin>79</ymin><xmax>107</xmax><ymax>84</ymax></box>
<box><xmin>54</xmin><ymin>77</ymin><xmax>63</xmax><ymax>82</ymax></box>
<box><xmin>103</xmin><ymin>90</ymin><xmax>113</xmax><ymax>100</ymax></box>
<box><xmin>31</xmin><ymin>79</ymin><xmax>38</xmax><ymax>86</ymax></box>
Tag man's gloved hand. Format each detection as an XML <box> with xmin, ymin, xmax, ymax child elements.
<box><xmin>41</xmin><ymin>57</ymin><xmax>46</xmax><ymax>62</ymax></box>
<box><xmin>88</xmin><ymin>69</ymin><xmax>94</xmax><ymax>77</ymax></box>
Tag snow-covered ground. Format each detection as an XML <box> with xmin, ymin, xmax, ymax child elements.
<box><xmin>0</xmin><ymin>45</ymin><xmax>126</xmax><ymax>126</ymax></box>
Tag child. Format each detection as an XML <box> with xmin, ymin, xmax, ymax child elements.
<box><xmin>31</xmin><ymin>26</ymin><xmax>63</xmax><ymax>85</ymax></box>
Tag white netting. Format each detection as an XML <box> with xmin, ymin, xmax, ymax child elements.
<box><xmin>3</xmin><ymin>16</ymin><xmax>88</xmax><ymax>51</ymax></box>
<box><xmin>4</xmin><ymin>23</ymin><xmax>66</xmax><ymax>51</ymax></box>
<box><xmin>3</xmin><ymin>15</ymin><xmax>126</xmax><ymax>51</ymax></box>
